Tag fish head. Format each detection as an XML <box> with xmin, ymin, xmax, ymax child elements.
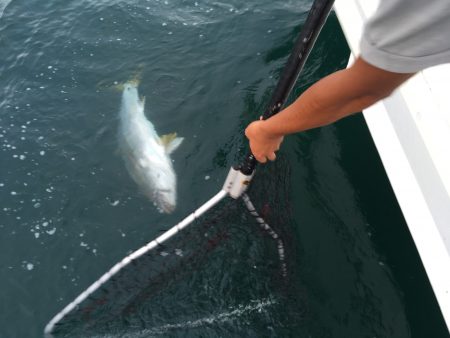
<box><xmin>121</xmin><ymin>81</ymin><xmax>146</xmax><ymax>116</ymax></box>
<box><xmin>122</xmin><ymin>81</ymin><xmax>139</xmax><ymax>101</ymax></box>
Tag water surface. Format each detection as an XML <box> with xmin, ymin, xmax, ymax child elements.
<box><xmin>0</xmin><ymin>0</ymin><xmax>448</xmax><ymax>337</ymax></box>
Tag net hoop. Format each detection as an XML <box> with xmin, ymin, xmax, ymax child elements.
<box><xmin>44</xmin><ymin>190</ymin><xmax>228</xmax><ymax>337</ymax></box>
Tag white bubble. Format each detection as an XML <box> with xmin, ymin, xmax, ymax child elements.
<box><xmin>110</xmin><ymin>200</ymin><xmax>120</xmax><ymax>206</ymax></box>
<box><xmin>80</xmin><ymin>242</ymin><xmax>88</xmax><ymax>247</ymax></box>
<box><xmin>11</xmin><ymin>191</ymin><xmax>17</xmax><ymax>195</ymax></box>
<box><xmin>204</xmin><ymin>175</ymin><xmax>210</xmax><ymax>180</ymax></box>
<box><xmin>175</xmin><ymin>248</ymin><xmax>183</xmax><ymax>256</ymax></box>
<box><xmin>35</xmin><ymin>232</ymin><xmax>40</xmax><ymax>238</ymax></box>
<box><xmin>26</xmin><ymin>263</ymin><xmax>34</xmax><ymax>270</ymax></box>
<box><xmin>34</xmin><ymin>203</ymin><xmax>41</xmax><ymax>208</ymax></box>
<box><xmin>40</xmin><ymin>151</ymin><xmax>45</xmax><ymax>156</ymax></box>
<box><xmin>48</xmin><ymin>66</ymin><xmax>53</xmax><ymax>69</ymax></box>
<box><xmin>42</xmin><ymin>221</ymin><xmax>49</xmax><ymax>227</ymax></box>
<box><xmin>162</xmin><ymin>22</ymin><xmax>167</xmax><ymax>26</ymax></box>
<box><xmin>19</xmin><ymin>155</ymin><xmax>26</xmax><ymax>160</ymax></box>
<box><xmin>46</xmin><ymin>228</ymin><xmax>56</xmax><ymax>235</ymax></box>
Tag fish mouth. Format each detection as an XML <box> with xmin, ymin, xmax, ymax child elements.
<box><xmin>113</xmin><ymin>76</ymin><xmax>141</xmax><ymax>91</ymax></box>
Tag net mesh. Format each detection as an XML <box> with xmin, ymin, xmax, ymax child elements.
<box><xmin>48</xmin><ymin>156</ymin><xmax>298</xmax><ymax>337</ymax></box>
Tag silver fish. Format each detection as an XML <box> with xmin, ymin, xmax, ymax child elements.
<box><xmin>118</xmin><ymin>82</ymin><xmax>183</xmax><ymax>213</ymax></box>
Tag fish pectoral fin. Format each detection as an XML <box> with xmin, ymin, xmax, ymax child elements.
<box><xmin>160</xmin><ymin>133</ymin><xmax>177</xmax><ymax>145</ymax></box>
<box><xmin>160</xmin><ymin>133</ymin><xmax>184</xmax><ymax>154</ymax></box>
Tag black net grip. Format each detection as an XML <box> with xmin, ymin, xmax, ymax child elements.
<box><xmin>239</xmin><ymin>0</ymin><xmax>335</xmax><ymax>174</ymax></box>
<box><xmin>238</xmin><ymin>153</ymin><xmax>257</xmax><ymax>176</ymax></box>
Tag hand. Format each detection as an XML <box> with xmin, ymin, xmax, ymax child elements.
<box><xmin>245</xmin><ymin>119</ymin><xmax>284</xmax><ymax>163</ymax></box>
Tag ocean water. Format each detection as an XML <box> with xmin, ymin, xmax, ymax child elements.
<box><xmin>0</xmin><ymin>0</ymin><xmax>448</xmax><ymax>337</ymax></box>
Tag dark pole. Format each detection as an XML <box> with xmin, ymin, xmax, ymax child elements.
<box><xmin>239</xmin><ymin>0</ymin><xmax>335</xmax><ymax>175</ymax></box>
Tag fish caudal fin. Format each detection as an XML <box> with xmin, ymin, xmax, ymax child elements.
<box><xmin>160</xmin><ymin>133</ymin><xmax>184</xmax><ymax>154</ymax></box>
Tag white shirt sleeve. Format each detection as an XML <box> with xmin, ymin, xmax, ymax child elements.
<box><xmin>360</xmin><ymin>0</ymin><xmax>450</xmax><ymax>73</ymax></box>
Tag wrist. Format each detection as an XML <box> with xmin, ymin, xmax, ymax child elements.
<box><xmin>259</xmin><ymin>119</ymin><xmax>284</xmax><ymax>139</ymax></box>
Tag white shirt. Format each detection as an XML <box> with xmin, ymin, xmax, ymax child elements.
<box><xmin>360</xmin><ymin>0</ymin><xmax>450</xmax><ymax>73</ymax></box>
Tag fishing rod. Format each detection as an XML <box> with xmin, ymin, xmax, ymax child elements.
<box><xmin>44</xmin><ymin>0</ymin><xmax>334</xmax><ymax>335</ymax></box>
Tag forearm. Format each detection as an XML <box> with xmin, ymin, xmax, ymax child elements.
<box><xmin>260</xmin><ymin>57</ymin><xmax>413</xmax><ymax>137</ymax></box>
<box><xmin>245</xmin><ymin>57</ymin><xmax>413</xmax><ymax>163</ymax></box>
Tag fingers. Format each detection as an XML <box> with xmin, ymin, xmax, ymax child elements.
<box><xmin>255</xmin><ymin>155</ymin><xmax>267</xmax><ymax>164</ymax></box>
<box><xmin>254</xmin><ymin>152</ymin><xmax>276</xmax><ymax>163</ymax></box>
<box><xmin>267</xmin><ymin>152</ymin><xmax>276</xmax><ymax>161</ymax></box>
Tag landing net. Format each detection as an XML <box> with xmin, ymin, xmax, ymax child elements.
<box><xmin>45</xmin><ymin>0</ymin><xmax>334</xmax><ymax>333</ymax></box>
<box><xmin>45</xmin><ymin>158</ymin><xmax>293</xmax><ymax>338</ymax></box>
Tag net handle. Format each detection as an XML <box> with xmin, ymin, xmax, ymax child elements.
<box><xmin>239</xmin><ymin>0</ymin><xmax>335</xmax><ymax>175</ymax></box>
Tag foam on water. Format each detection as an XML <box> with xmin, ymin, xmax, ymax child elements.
<box><xmin>90</xmin><ymin>298</ymin><xmax>276</xmax><ymax>338</ymax></box>
<box><xmin>0</xmin><ymin>0</ymin><xmax>11</xmax><ymax>19</ymax></box>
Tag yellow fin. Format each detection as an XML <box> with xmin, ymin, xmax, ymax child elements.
<box><xmin>160</xmin><ymin>133</ymin><xmax>178</xmax><ymax>146</ymax></box>
<box><xmin>160</xmin><ymin>133</ymin><xmax>184</xmax><ymax>154</ymax></box>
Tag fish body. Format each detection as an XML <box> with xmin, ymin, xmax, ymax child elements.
<box><xmin>118</xmin><ymin>82</ymin><xmax>183</xmax><ymax>213</ymax></box>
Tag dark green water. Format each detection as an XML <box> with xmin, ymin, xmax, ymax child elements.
<box><xmin>0</xmin><ymin>0</ymin><xmax>448</xmax><ymax>337</ymax></box>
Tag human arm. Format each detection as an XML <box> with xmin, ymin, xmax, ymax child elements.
<box><xmin>245</xmin><ymin>56</ymin><xmax>414</xmax><ymax>163</ymax></box>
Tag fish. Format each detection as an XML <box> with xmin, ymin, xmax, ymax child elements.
<box><xmin>118</xmin><ymin>81</ymin><xmax>183</xmax><ymax>213</ymax></box>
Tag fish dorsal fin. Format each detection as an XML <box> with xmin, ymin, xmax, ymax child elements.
<box><xmin>160</xmin><ymin>133</ymin><xmax>184</xmax><ymax>154</ymax></box>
